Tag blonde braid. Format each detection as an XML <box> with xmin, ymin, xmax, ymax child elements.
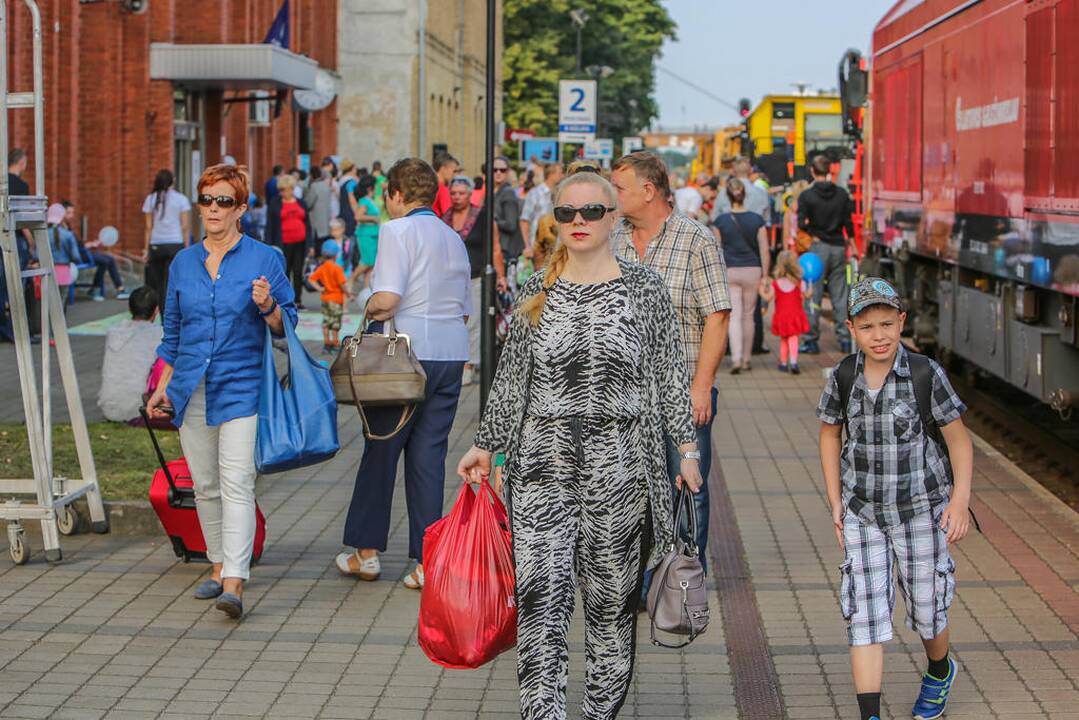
<box><xmin>519</xmin><ymin>241</ymin><xmax>569</xmax><ymax>325</ymax></box>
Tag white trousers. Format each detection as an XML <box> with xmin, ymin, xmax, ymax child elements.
<box><xmin>468</xmin><ymin>276</ymin><xmax>482</xmax><ymax>366</ymax></box>
<box><xmin>178</xmin><ymin>384</ymin><xmax>258</xmax><ymax>580</ymax></box>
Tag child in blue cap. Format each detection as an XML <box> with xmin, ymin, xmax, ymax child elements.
<box><xmin>817</xmin><ymin>277</ymin><xmax>974</xmax><ymax>720</ymax></box>
<box><xmin>307</xmin><ymin>239</ymin><xmax>350</xmax><ymax>352</ymax></box>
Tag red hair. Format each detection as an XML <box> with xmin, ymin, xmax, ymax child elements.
<box><xmin>197</xmin><ymin>163</ymin><xmax>250</xmax><ymax>203</ymax></box>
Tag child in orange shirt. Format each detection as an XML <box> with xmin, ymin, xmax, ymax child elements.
<box><xmin>307</xmin><ymin>240</ymin><xmax>350</xmax><ymax>352</ymax></box>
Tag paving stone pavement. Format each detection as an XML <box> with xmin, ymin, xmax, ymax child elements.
<box><xmin>0</xmin><ymin>373</ymin><xmax>731</xmax><ymax>719</ymax></box>
<box><xmin>1</xmin><ymin>297</ymin><xmax>1077</xmax><ymax>718</ymax></box>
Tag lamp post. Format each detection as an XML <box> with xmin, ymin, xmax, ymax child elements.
<box><xmin>480</xmin><ymin>0</ymin><xmax>497</xmax><ymax>409</ymax></box>
<box><xmin>570</xmin><ymin>9</ymin><xmax>589</xmax><ymax>75</ymax></box>
<box><xmin>586</xmin><ymin>64</ymin><xmax>614</xmax><ymax>137</ymax></box>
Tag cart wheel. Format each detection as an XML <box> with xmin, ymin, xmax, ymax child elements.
<box><xmin>56</xmin><ymin>505</ymin><xmax>79</xmax><ymax>536</ymax></box>
<box><xmin>9</xmin><ymin>532</ymin><xmax>28</xmax><ymax>565</ymax></box>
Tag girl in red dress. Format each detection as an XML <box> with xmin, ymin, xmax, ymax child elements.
<box><xmin>760</xmin><ymin>250</ymin><xmax>811</xmax><ymax>374</ymax></box>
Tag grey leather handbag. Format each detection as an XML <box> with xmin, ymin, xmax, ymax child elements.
<box><xmin>646</xmin><ymin>484</ymin><xmax>710</xmax><ymax>648</ymax></box>
<box><xmin>329</xmin><ymin>314</ymin><xmax>427</xmax><ymax>441</ymax></box>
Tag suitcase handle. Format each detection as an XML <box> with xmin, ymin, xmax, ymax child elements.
<box><xmin>139</xmin><ymin>406</ymin><xmax>179</xmax><ymax>494</ymax></box>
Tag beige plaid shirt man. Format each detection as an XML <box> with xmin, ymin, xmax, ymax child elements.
<box><xmin>611</xmin><ymin>211</ymin><xmax>731</xmax><ymax>376</ymax></box>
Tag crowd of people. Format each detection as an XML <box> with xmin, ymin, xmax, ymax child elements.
<box><xmin>0</xmin><ymin>141</ymin><xmax>974</xmax><ymax>720</ymax></box>
<box><xmin>670</xmin><ymin>153</ymin><xmax>859</xmax><ymax>362</ymax></box>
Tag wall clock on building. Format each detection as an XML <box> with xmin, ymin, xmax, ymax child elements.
<box><xmin>293</xmin><ymin>69</ymin><xmax>339</xmax><ymax>112</ymax></box>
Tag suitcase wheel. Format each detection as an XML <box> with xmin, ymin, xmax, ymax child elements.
<box><xmin>169</xmin><ymin>536</ymin><xmax>190</xmax><ymax>562</ymax></box>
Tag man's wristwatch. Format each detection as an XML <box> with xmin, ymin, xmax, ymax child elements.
<box><xmin>681</xmin><ymin>450</ymin><xmax>701</xmax><ymax>462</ymax></box>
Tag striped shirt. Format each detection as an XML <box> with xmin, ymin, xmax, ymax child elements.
<box><xmin>611</xmin><ymin>212</ymin><xmax>731</xmax><ymax>377</ymax></box>
<box><xmin>816</xmin><ymin>346</ymin><xmax>967</xmax><ymax>528</ymax></box>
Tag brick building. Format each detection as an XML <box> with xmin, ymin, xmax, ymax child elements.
<box><xmin>5</xmin><ymin>0</ymin><xmax>338</xmax><ymax>255</ymax></box>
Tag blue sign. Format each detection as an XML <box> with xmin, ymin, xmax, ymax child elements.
<box><xmin>520</xmin><ymin>139</ymin><xmax>560</xmax><ymax>164</ymax></box>
<box><xmin>559</xmin><ymin>124</ymin><xmax>596</xmax><ymax>134</ymax></box>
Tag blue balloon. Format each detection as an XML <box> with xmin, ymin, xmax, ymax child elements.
<box><xmin>799</xmin><ymin>252</ymin><xmax>824</xmax><ymax>283</ymax></box>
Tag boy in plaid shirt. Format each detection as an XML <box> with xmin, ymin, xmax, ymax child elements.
<box><xmin>817</xmin><ymin>278</ymin><xmax>974</xmax><ymax>720</ymax></box>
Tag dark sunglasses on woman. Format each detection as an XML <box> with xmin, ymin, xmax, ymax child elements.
<box><xmin>553</xmin><ymin>204</ymin><xmax>617</xmax><ymax>224</ymax></box>
<box><xmin>197</xmin><ymin>194</ymin><xmax>239</xmax><ymax>209</ymax></box>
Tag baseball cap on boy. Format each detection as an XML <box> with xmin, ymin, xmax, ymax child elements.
<box><xmin>848</xmin><ymin>277</ymin><xmax>903</xmax><ymax>317</ymax></box>
<box><xmin>321</xmin><ymin>240</ymin><xmax>340</xmax><ymax>258</ymax></box>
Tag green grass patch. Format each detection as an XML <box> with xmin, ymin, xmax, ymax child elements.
<box><xmin>0</xmin><ymin>422</ymin><xmax>182</xmax><ymax>500</ymax></box>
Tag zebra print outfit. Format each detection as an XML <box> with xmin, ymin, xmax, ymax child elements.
<box><xmin>476</xmin><ymin>265</ymin><xmax>695</xmax><ymax>720</ymax></box>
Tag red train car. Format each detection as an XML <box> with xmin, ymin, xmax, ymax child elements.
<box><xmin>867</xmin><ymin>0</ymin><xmax>1079</xmax><ymax>409</ymax></box>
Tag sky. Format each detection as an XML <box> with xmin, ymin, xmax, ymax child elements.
<box><xmin>654</xmin><ymin>0</ymin><xmax>898</xmax><ymax>130</ymax></box>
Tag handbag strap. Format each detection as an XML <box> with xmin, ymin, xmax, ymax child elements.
<box><xmin>346</xmin><ymin>368</ymin><xmax>416</xmax><ymax>441</ymax></box>
<box><xmin>359</xmin><ymin>298</ymin><xmax>398</xmax><ymax>339</ymax></box>
<box><xmin>671</xmin><ymin>484</ymin><xmax>699</xmax><ymax>556</ymax></box>
<box><xmin>726</xmin><ymin>212</ymin><xmax>761</xmax><ymax>262</ymax></box>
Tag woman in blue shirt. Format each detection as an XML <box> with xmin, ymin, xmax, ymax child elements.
<box><xmin>147</xmin><ymin>164</ymin><xmax>297</xmax><ymax>620</ymax></box>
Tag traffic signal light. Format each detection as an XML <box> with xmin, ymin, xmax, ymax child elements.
<box><xmin>739</xmin><ymin>98</ymin><xmax>751</xmax><ymax>118</ymax></box>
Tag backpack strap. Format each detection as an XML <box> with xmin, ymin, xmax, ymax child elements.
<box><xmin>906</xmin><ymin>351</ymin><xmax>982</xmax><ymax>533</ymax></box>
<box><xmin>906</xmin><ymin>352</ymin><xmax>943</xmax><ymax>447</ymax></box>
<box><xmin>834</xmin><ymin>353</ymin><xmax>859</xmax><ymax>429</ymax></box>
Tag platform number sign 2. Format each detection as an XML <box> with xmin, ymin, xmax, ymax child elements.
<box><xmin>559</xmin><ymin>79</ymin><xmax>597</xmax><ymax>143</ymax></box>
<box><xmin>569</xmin><ymin>88</ymin><xmax>586</xmax><ymax>112</ymax></box>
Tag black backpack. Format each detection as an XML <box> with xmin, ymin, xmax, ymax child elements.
<box><xmin>833</xmin><ymin>351</ymin><xmax>980</xmax><ymax>532</ymax></box>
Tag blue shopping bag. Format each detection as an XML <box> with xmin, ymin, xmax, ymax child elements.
<box><xmin>255</xmin><ymin>317</ymin><xmax>340</xmax><ymax>474</ymax></box>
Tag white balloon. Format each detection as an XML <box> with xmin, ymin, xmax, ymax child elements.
<box><xmin>98</xmin><ymin>226</ymin><xmax>119</xmax><ymax>247</ymax></box>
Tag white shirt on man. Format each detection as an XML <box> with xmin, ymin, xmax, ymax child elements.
<box><xmin>712</xmin><ymin>177</ymin><xmax>772</xmax><ymax>225</ymax></box>
<box><xmin>521</xmin><ymin>182</ymin><xmax>553</xmax><ymax>246</ymax></box>
<box><xmin>674</xmin><ymin>186</ymin><xmax>703</xmax><ymax>217</ymax></box>
<box><xmin>141</xmin><ymin>189</ymin><xmax>192</xmax><ymax>245</ymax></box>
<box><xmin>371</xmin><ymin>211</ymin><xmax>472</xmax><ymax>362</ymax></box>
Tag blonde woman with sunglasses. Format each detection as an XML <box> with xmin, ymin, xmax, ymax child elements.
<box><xmin>457</xmin><ymin>172</ymin><xmax>702</xmax><ymax>720</ymax></box>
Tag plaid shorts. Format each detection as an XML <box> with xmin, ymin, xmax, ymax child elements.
<box><xmin>321</xmin><ymin>301</ymin><xmax>344</xmax><ymax>331</ymax></box>
<box><xmin>839</xmin><ymin>510</ymin><xmax>955</xmax><ymax>646</ymax></box>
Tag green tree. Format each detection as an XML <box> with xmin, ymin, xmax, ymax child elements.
<box><xmin>503</xmin><ymin>0</ymin><xmax>676</xmax><ymax>145</ymax></box>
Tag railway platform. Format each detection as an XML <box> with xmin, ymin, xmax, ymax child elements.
<box><xmin>0</xmin><ymin>325</ymin><xmax>1076</xmax><ymax>719</ymax></box>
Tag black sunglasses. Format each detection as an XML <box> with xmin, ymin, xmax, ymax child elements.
<box><xmin>493</xmin><ymin>166</ymin><xmax>509</xmax><ymax>173</ymax></box>
<box><xmin>197</xmin><ymin>194</ymin><xmax>239</xmax><ymax>209</ymax></box>
<box><xmin>553</xmin><ymin>204</ymin><xmax>617</xmax><ymax>223</ymax></box>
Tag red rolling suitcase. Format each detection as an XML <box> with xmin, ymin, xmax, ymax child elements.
<box><xmin>140</xmin><ymin>409</ymin><xmax>267</xmax><ymax>563</ymax></box>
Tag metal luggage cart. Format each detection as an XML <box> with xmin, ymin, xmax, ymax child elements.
<box><xmin>0</xmin><ymin>0</ymin><xmax>108</xmax><ymax>564</ymax></box>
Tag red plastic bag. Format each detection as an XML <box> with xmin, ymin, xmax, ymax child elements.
<box><xmin>418</xmin><ymin>479</ymin><xmax>517</xmax><ymax>669</ymax></box>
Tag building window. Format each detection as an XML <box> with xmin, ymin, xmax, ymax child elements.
<box><xmin>298</xmin><ymin>112</ymin><xmax>313</xmax><ymax>154</ymax></box>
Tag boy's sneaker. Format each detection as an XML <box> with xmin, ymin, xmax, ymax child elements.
<box><xmin>777</xmin><ymin>363</ymin><xmax>788</xmax><ymax>372</ymax></box>
<box><xmin>790</xmin><ymin>363</ymin><xmax>801</xmax><ymax>375</ymax></box>
<box><xmin>799</xmin><ymin>340</ymin><xmax>820</xmax><ymax>354</ymax></box>
<box><xmin>115</xmin><ymin>290</ymin><xmax>131</xmax><ymax>300</ymax></box>
<box><xmin>90</xmin><ymin>291</ymin><xmax>105</xmax><ymax>302</ymax></box>
<box><xmin>912</xmin><ymin>655</ymin><xmax>958</xmax><ymax>720</ymax></box>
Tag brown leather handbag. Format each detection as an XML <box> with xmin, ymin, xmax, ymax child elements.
<box><xmin>330</xmin><ymin>316</ymin><xmax>427</xmax><ymax>440</ymax></box>
<box><xmin>647</xmin><ymin>484</ymin><xmax>710</xmax><ymax>648</ymax></box>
